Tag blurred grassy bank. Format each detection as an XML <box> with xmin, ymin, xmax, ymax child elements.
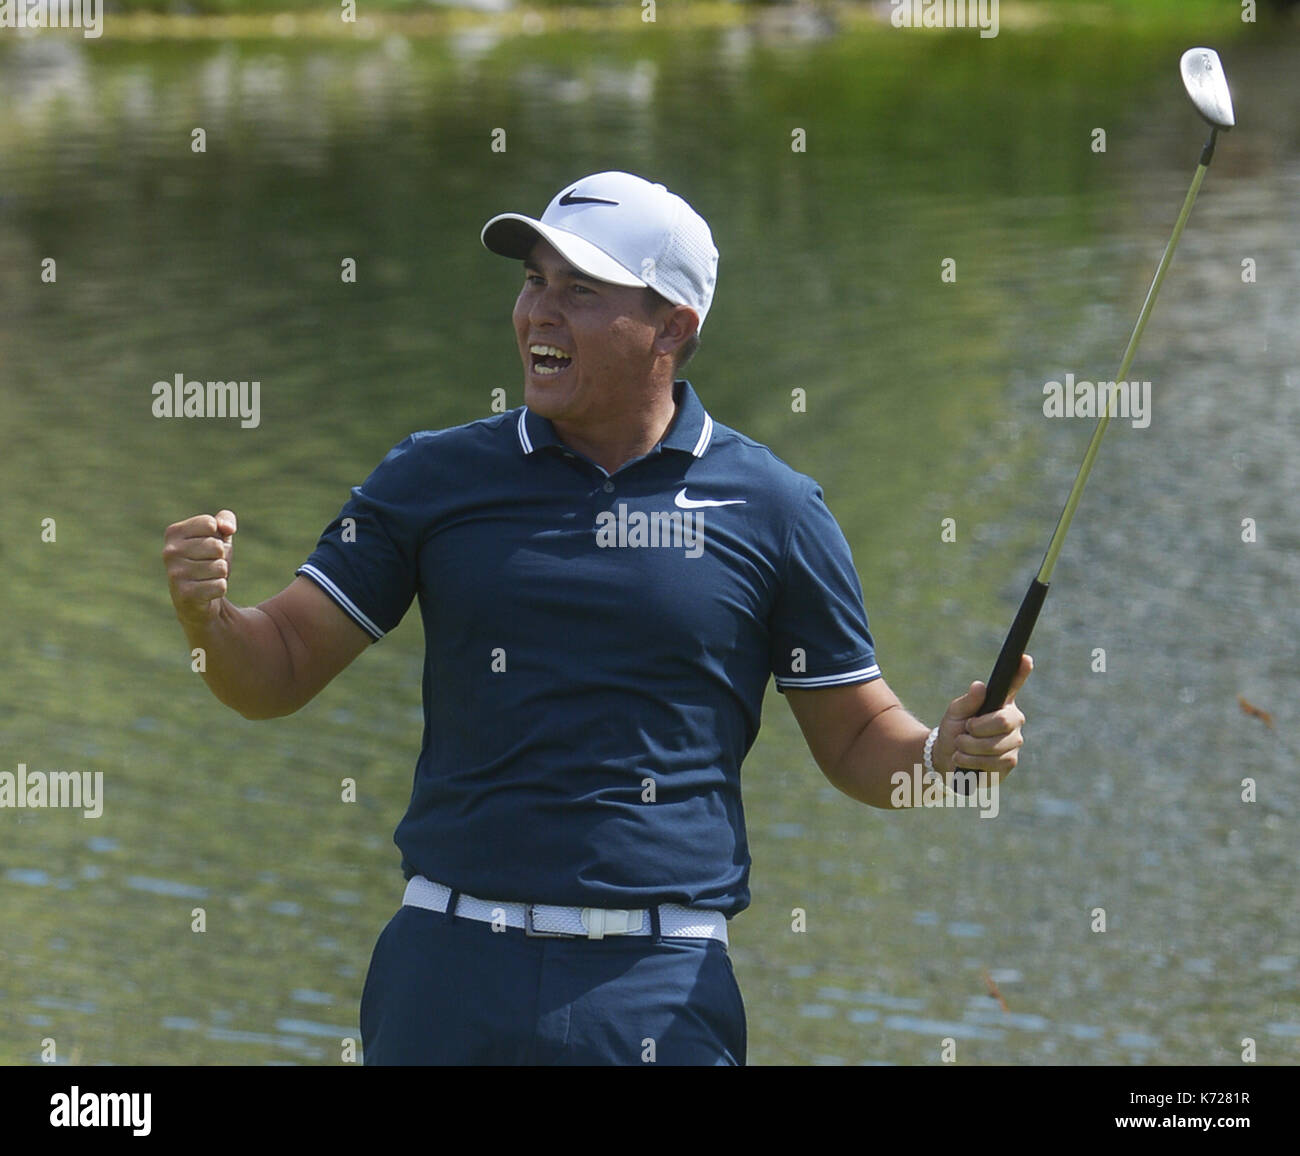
<box><xmin>12</xmin><ymin>0</ymin><xmax>1257</xmax><ymax>41</ymax></box>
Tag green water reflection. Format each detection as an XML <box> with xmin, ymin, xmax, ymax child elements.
<box><xmin>3</xmin><ymin>13</ymin><xmax>1297</xmax><ymax>1065</ymax></box>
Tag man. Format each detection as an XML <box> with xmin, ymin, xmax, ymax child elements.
<box><xmin>162</xmin><ymin>171</ymin><xmax>1031</xmax><ymax>1066</ymax></box>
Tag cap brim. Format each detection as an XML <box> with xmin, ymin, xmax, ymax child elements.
<box><xmin>481</xmin><ymin>213</ymin><xmax>647</xmax><ymax>288</ymax></box>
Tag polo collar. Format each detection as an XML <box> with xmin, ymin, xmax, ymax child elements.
<box><xmin>515</xmin><ymin>379</ymin><xmax>715</xmax><ymax>460</ymax></box>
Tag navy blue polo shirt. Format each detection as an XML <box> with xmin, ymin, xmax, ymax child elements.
<box><xmin>297</xmin><ymin>379</ymin><xmax>879</xmax><ymax>918</ymax></box>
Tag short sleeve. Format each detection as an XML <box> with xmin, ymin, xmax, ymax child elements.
<box><xmin>295</xmin><ymin>435</ymin><xmax>424</xmax><ymax>641</ymax></box>
<box><xmin>769</xmin><ymin>484</ymin><xmax>880</xmax><ymax>692</ymax></box>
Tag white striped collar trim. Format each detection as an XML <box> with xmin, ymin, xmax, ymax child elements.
<box><xmin>691</xmin><ymin>411</ymin><xmax>713</xmax><ymax>458</ymax></box>
<box><xmin>516</xmin><ymin>389</ymin><xmax>714</xmax><ymax>459</ymax></box>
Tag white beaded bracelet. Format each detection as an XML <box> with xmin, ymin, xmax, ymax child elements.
<box><xmin>923</xmin><ymin>725</ymin><xmax>940</xmax><ymax>778</ymax></box>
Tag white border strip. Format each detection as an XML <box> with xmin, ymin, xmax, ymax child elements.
<box><xmin>296</xmin><ymin>564</ymin><xmax>385</xmax><ymax>641</ymax></box>
<box><xmin>775</xmin><ymin>664</ymin><xmax>881</xmax><ymax>689</ymax></box>
<box><xmin>517</xmin><ymin>409</ymin><xmax>534</xmax><ymax>454</ymax></box>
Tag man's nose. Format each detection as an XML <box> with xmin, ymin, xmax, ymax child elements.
<box><xmin>527</xmin><ymin>283</ymin><xmax>563</xmax><ymax>325</ymax></box>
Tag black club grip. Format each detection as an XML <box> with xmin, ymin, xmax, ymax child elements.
<box><xmin>952</xmin><ymin>577</ymin><xmax>1048</xmax><ymax>792</ymax></box>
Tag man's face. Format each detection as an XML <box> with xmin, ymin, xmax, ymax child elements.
<box><xmin>513</xmin><ymin>238</ymin><xmax>664</xmax><ymax>424</ymax></box>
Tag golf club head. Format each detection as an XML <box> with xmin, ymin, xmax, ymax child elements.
<box><xmin>1181</xmin><ymin>47</ymin><xmax>1235</xmax><ymax>130</ymax></box>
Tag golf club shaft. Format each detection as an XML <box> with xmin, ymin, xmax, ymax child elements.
<box><xmin>953</xmin><ymin>132</ymin><xmax>1217</xmax><ymax>781</ymax></box>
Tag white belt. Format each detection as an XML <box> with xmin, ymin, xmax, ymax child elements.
<box><xmin>402</xmin><ymin>875</ymin><xmax>728</xmax><ymax>946</ymax></box>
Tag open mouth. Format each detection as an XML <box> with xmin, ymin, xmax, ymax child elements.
<box><xmin>529</xmin><ymin>343</ymin><xmax>572</xmax><ymax>377</ymax></box>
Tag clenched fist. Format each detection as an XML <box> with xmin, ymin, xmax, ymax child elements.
<box><xmin>933</xmin><ymin>653</ymin><xmax>1033</xmax><ymax>781</ymax></box>
<box><xmin>163</xmin><ymin>509</ymin><xmax>237</xmax><ymax>627</ymax></box>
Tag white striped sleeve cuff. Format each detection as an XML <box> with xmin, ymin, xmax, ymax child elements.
<box><xmin>774</xmin><ymin>663</ymin><xmax>881</xmax><ymax>690</ymax></box>
<box><xmin>296</xmin><ymin>564</ymin><xmax>386</xmax><ymax>642</ymax></box>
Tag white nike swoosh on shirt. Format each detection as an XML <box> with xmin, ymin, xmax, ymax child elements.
<box><xmin>673</xmin><ymin>488</ymin><xmax>747</xmax><ymax>509</ymax></box>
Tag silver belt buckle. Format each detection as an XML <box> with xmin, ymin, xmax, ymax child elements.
<box><xmin>523</xmin><ymin>905</ymin><xmax>575</xmax><ymax>939</ymax></box>
<box><xmin>580</xmin><ymin>907</ymin><xmax>643</xmax><ymax>939</ymax></box>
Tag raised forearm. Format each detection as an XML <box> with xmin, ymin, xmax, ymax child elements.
<box><xmin>179</xmin><ymin>598</ymin><xmax>301</xmax><ymax>720</ymax></box>
<box><xmin>825</xmin><ymin>703</ymin><xmax>931</xmax><ymax>809</ymax></box>
<box><xmin>815</xmin><ymin>660</ymin><xmax>1035</xmax><ymax>810</ymax></box>
<box><xmin>165</xmin><ymin>510</ymin><xmax>327</xmax><ymax>720</ymax></box>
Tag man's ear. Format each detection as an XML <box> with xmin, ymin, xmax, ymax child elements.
<box><xmin>654</xmin><ymin>304</ymin><xmax>699</xmax><ymax>360</ymax></box>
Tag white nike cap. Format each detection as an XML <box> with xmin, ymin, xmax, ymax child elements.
<box><xmin>481</xmin><ymin>171</ymin><xmax>719</xmax><ymax>330</ymax></box>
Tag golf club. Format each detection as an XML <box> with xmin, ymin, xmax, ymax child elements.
<box><xmin>953</xmin><ymin>47</ymin><xmax>1235</xmax><ymax>792</ymax></box>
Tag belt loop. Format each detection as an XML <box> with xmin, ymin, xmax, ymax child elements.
<box><xmin>445</xmin><ymin>887</ymin><xmax>461</xmax><ymax>924</ymax></box>
<box><xmin>649</xmin><ymin>904</ymin><xmax>662</xmax><ymax>940</ymax></box>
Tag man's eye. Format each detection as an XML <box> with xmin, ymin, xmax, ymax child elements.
<box><xmin>572</xmin><ymin>284</ymin><xmax>593</xmax><ymax>295</ymax></box>
<box><xmin>524</xmin><ymin>274</ymin><xmax>544</xmax><ymax>286</ymax></box>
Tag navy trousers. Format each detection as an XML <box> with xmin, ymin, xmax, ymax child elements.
<box><xmin>359</xmin><ymin>901</ymin><xmax>747</xmax><ymax>1065</ymax></box>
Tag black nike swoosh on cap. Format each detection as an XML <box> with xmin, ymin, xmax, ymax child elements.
<box><xmin>558</xmin><ymin>189</ymin><xmax>621</xmax><ymax>206</ymax></box>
